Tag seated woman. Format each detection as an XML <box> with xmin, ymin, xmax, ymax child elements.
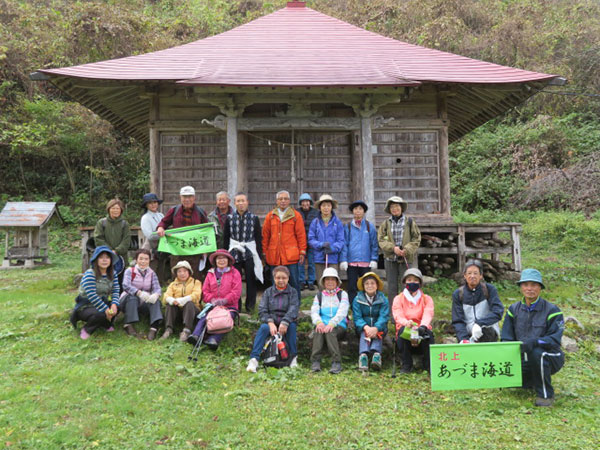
<box><xmin>310</xmin><ymin>267</ymin><xmax>349</xmax><ymax>374</ymax></box>
<box><xmin>188</xmin><ymin>249</ymin><xmax>241</xmax><ymax>349</ymax></box>
<box><xmin>352</xmin><ymin>272</ymin><xmax>389</xmax><ymax>372</ymax></box>
<box><xmin>119</xmin><ymin>249</ymin><xmax>163</xmax><ymax>340</ymax></box>
<box><xmin>392</xmin><ymin>268</ymin><xmax>434</xmax><ymax>374</ymax></box>
<box><xmin>246</xmin><ymin>266</ymin><xmax>299</xmax><ymax>372</ymax></box>
<box><xmin>70</xmin><ymin>246</ymin><xmax>121</xmax><ymax>339</ymax></box>
<box><xmin>94</xmin><ymin>198</ymin><xmax>130</xmax><ymax>278</ymax></box>
<box><xmin>160</xmin><ymin>260</ymin><xmax>202</xmax><ymax>342</ymax></box>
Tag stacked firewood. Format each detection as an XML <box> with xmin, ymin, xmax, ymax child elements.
<box><xmin>477</xmin><ymin>258</ymin><xmax>516</xmax><ymax>281</ymax></box>
<box><xmin>466</xmin><ymin>236</ymin><xmax>511</xmax><ymax>248</ymax></box>
<box><xmin>419</xmin><ymin>234</ymin><xmax>458</xmax><ymax>276</ymax></box>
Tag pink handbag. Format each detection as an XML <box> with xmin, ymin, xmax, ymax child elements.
<box><xmin>206</xmin><ymin>306</ymin><xmax>234</xmax><ymax>333</ymax></box>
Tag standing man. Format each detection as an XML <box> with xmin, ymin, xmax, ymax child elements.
<box><xmin>339</xmin><ymin>200</ymin><xmax>379</xmax><ymax>305</ymax></box>
<box><xmin>296</xmin><ymin>193</ymin><xmax>319</xmax><ymax>291</ymax></box>
<box><xmin>452</xmin><ymin>259</ymin><xmax>504</xmax><ymax>343</ymax></box>
<box><xmin>501</xmin><ymin>269</ymin><xmax>565</xmax><ymax>407</ymax></box>
<box><xmin>377</xmin><ymin>196</ymin><xmax>421</xmax><ymax>304</ymax></box>
<box><xmin>223</xmin><ymin>192</ymin><xmax>263</xmax><ymax>313</ymax></box>
<box><xmin>262</xmin><ymin>190</ymin><xmax>307</xmax><ymax>301</ymax></box>
<box><xmin>208</xmin><ymin>191</ymin><xmax>233</xmax><ymax>249</ymax></box>
<box><xmin>156</xmin><ymin>186</ymin><xmax>208</xmax><ymax>273</ymax></box>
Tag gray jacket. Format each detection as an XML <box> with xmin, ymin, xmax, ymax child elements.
<box><xmin>259</xmin><ymin>285</ymin><xmax>299</xmax><ymax>327</ymax></box>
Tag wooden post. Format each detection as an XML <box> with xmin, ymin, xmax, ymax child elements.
<box><xmin>361</xmin><ymin>117</ymin><xmax>375</xmax><ymax>224</ymax></box>
<box><xmin>351</xmin><ymin>130</ymin><xmax>364</xmax><ymax>206</ymax></box>
<box><xmin>2</xmin><ymin>230</ymin><xmax>9</xmax><ymax>268</ymax></box>
<box><xmin>511</xmin><ymin>225</ymin><xmax>522</xmax><ymax>272</ymax></box>
<box><xmin>25</xmin><ymin>229</ymin><xmax>34</xmax><ymax>268</ymax></box>
<box><xmin>437</xmin><ymin>90</ymin><xmax>451</xmax><ymax>216</ymax></box>
<box><xmin>457</xmin><ymin>224</ymin><xmax>466</xmax><ymax>273</ymax></box>
<box><xmin>226</xmin><ymin>116</ymin><xmax>239</xmax><ymax>199</ymax></box>
<box><xmin>149</xmin><ymin>95</ymin><xmax>161</xmax><ymax>201</ymax></box>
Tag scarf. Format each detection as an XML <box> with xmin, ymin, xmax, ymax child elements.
<box><xmin>402</xmin><ymin>288</ymin><xmax>422</xmax><ymax>305</ymax></box>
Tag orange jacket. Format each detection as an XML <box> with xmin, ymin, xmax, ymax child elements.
<box><xmin>392</xmin><ymin>291</ymin><xmax>434</xmax><ymax>331</ymax></box>
<box><xmin>262</xmin><ymin>207</ymin><xmax>307</xmax><ymax>266</ymax></box>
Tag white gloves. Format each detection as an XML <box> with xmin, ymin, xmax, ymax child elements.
<box><xmin>369</xmin><ymin>261</ymin><xmax>378</xmax><ymax>270</ymax></box>
<box><xmin>147</xmin><ymin>293</ymin><xmax>160</xmax><ymax>304</ymax></box>
<box><xmin>471</xmin><ymin>323</ymin><xmax>483</xmax><ymax>341</ymax></box>
<box><xmin>165</xmin><ymin>296</ymin><xmax>175</xmax><ymax>306</ymax></box>
<box><xmin>177</xmin><ymin>295</ymin><xmax>192</xmax><ymax>307</ymax></box>
<box><xmin>339</xmin><ymin>262</ymin><xmax>348</xmax><ymax>272</ymax></box>
<box><xmin>138</xmin><ymin>291</ymin><xmax>151</xmax><ymax>303</ymax></box>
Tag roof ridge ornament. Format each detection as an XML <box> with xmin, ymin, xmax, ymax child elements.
<box><xmin>287</xmin><ymin>1</ymin><xmax>306</xmax><ymax>7</ymax></box>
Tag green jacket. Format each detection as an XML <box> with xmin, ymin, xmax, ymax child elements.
<box><xmin>94</xmin><ymin>217</ymin><xmax>131</xmax><ymax>265</ymax></box>
<box><xmin>377</xmin><ymin>215</ymin><xmax>421</xmax><ymax>262</ymax></box>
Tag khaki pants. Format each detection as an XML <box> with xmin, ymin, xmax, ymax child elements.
<box><xmin>311</xmin><ymin>326</ymin><xmax>346</xmax><ymax>363</ymax></box>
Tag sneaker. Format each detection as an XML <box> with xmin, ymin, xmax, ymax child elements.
<box><xmin>400</xmin><ymin>365</ymin><xmax>413</xmax><ymax>374</ymax></box>
<box><xmin>179</xmin><ymin>328</ymin><xmax>191</xmax><ymax>342</ymax></box>
<box><xmin>301</xmin><ymin>283</ymin><xmax>309</xmax><ymax>290</ymax></box>
<box><xmin>289</xmin><ymin>356</ymin><xmax>298</xmax><ymax>368</ymax></box>
<box><xmin>329</xmin><ymin>362</ymin><xmax>342</xmax><ymax>374</ymax></box>
<box><xmin>246</xmin><ymin>358</ymin><xmax>259</xmax><ymax>373</ymax></box>
<box><xmin>358</xmin><ymin>353</ymin><xmax>369</xmax><ymax>371</ymax></box>
<box><xmin>310</xmin><ymin>283</ymin><xmax>318</xmax><ymax>291</ymax></box>
<box><xmin>371</xmin><ymin>352</ymin><xmax>382</xmax><ymax>371</ymax></box>
<box><xmin>106</xmin><ymin>326</ymin><xmax>115</xmax><ymax>332</ymax></box>
<box><xmin>147</xmin><ymin>328</ymin><xmax>158</xmax><ymax>341</ymax></box>
<box><xmin>311</xmin><ymin>361</ymin><xmax>321</xmax><ymax>372</ymax></box>
<box><xmin>535</xmin><ymin>397</ymin><xmax>554</xmax><ymax>407</ymax></box>
<box><xmin>205</xmin><ymin>337</ymin><xmax>219</xmax><ymax>350</ymax></box>
<box><xmin>159</xmin><ymin>328</ymin><xmax>173</xmax><ymax>341</ymax></box>
<box><xmin>123</xmin><ymin>324</ymin><xmax>138</xmax><ymax>337</ymax></box>
<box><xmin>80</xmin><ymin>328</ymin><xmax>91</xmax><ymax>340</ymax></box>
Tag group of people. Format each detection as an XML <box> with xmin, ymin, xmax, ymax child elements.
<box><xmin>71</xmin><ymin>186</ymin><xmax>565</xmax><ymax>407</ymax></box>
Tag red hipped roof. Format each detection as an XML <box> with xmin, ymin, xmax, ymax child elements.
<box><xmin>38</xmin><ymin>2</ymin><xmax>556</xmax><ymax>87</ymax></box>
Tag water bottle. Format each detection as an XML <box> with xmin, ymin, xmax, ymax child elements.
<box><xmin>276</xmin><ymin>334</ymin><xmax>289</xmax><ymax>359</ymax></box>
<box><xmin>410</xmin><ymin>328</ymin><xmax>420</xmax><ymax>347</ymax></box>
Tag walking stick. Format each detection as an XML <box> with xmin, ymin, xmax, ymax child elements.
<box><xmin>402</xmin><ymin>255</ymin><xmax>410</xmax><ymax>270</ymax></box>
<box><xmin>325</xmin><ymin>253</ymin><xmax>329</xmax><ymax>269</ymax></box>
<box><xmin>391</xmin><ymin>335</ymin><xmax>397</xmax><ymax>378</ymax></box>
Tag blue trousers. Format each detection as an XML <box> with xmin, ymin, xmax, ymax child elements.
<box><xmin>358</xmin><ymin>331</ymin><xmax>384</xmax><ymax>354</ymax></box>
<box><xmin>250</xmin><ymin>322</ymin><xmax>297</xmax><ymax>360</ymax></box>
<box><xmin>298</xmin><ymin>248</ymin><xmax>316</xmax><ymax>285</ymax></box>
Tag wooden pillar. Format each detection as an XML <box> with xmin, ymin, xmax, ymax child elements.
<box><xmin>361</xmin><ymin>117</ymin><xmax>375</xmax><ymax>224</ymax></box>
<box><xmin>149</xmin><ymin>95</ymin><xmax>161</xmax><ymax>200</ymax></box>
<box><xmin>25</xmin><ymin>229</ymin><xmax>34</xmax><ymax>268</ymax></box>
<box><xmin>437</xmin><ymin>91</ymin><xmax>451</xmax><ymax>216</ymax></box>
<box><xmin>511</xmin><ymin>225</ymin><xmax>522</xmax><ymax>272</ymax></box>
<box><xmin>226</xmin><ymin>116</ymin><xmax>239</xmax><ymax>199</ymax></box>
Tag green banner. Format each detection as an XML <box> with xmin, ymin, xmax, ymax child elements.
<box><xmin>157</xmin><ymin>223</ymin><xmax>217</xmax><ymax>256</ymax></box>
<box><xmin>430</xmin><ymin>342</ymin><xmax>522</xmax><ymax>391</ymax></box>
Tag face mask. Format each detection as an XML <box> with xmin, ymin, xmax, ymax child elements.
<box><xmin>406</xmin><ymin>282</ymin><xmax>420</xmax><ymax>294</ymax></box>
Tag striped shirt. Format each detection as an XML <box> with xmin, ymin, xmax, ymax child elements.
<box><xmin>79</xmin><ymin>269</ymin><xmax>120</xmax><ymax>312</ymax></box>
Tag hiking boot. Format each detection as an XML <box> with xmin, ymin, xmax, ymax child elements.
<box><xmin>147</xmin><ymin>327</ymin><xmax>158</xmax><ymax>341</ymax></box>
<box><xmin>358</xmin><ymin>353</ymin><xmax>368</xmax><ymax>371</ymax></box>
<box><xmin>535</xmin><ymin>397</ymin><xmax>554</xmax><ymax>407</ymax></box>
<box><xmin>187</xmin><ymin>334</ymin><xmax>199</xmax><ymax>345</ymax></box>
<box><xmin>123</xmin><ymin>324</ymin><xmax>138</xmax><ymax>337</ymax></box>
<box><xmin>179</xmin><ymin>328</ymin><xmax>191</xmax><ymax>342</ymax></box>
<box><xmin>159</xmin><ymin>328</ymin><xmax>173</xmax><ymax>341</ymax></box>
<box><xmin>301</xmin><ymin>282</ymin><xmax>309</xmax><ymax>290</ymax></box>
<box><xmin>246</xmin><ymin>358</ymin><xmax>259</xmax><ymax>373</ymax></box>
<box><xmin>289</xmin><ymin>356</ymin><xmax>298</xmax><ymax>368</ymax></box>
<box><xmin>310</xmin><ymin>283</ymin><xmax>318</xmax><ymax>291</ymax></box>
<box><xmin>329</xmin><ymin>362</ymin><xmax>342</xmax><ymax>374</ymax></box>
<box><xmin>311</xmin><ymin>361</ymin><xmax>321</xmax><ymax>372</ymax></box>
<box><xmin>205</xmin><ymin>337</ymin><xmax>219</xmax><ymax>350</ymax></box>
<box><xmin>80</xmin><ymin>328</ymin><xmax>91</xmax><ymax>340</ymax></box>
<box><xmin>371</xmin><ymin>352</ymin><xmax>382</xmax><ymax>371</ymax></box>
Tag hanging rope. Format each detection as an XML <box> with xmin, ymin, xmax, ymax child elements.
<box><xmin>242</xmin><ymin>131</ymin><xmax>351</xmax><ymax>149</ymax></box>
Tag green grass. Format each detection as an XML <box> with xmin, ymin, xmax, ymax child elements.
<box><xmin>1</xmin><ymin>216</ymin><xmax>599</xmax><ymax>449</ymax></box>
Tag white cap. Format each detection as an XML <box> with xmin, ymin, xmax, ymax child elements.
<box><xmin>180</xmin><ymin>186</ymin><xmax>195</xmax><ymax>196</ymax></box>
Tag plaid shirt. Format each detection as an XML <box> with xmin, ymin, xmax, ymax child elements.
<box><xmin>389</xmin><ymin>215</ymin><xmax>405</xmax><ymax>262</ymax></box>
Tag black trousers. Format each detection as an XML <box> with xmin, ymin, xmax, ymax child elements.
<box><xmin>76</xmin><ymin>306</ymin><xmax>115</xmax><ymax>334</ymax></box>
<box><xmin>397</xmin><ymin>328</ymin><xmax>435</xmax><ymax>372</ymax></box>
<box><xmin>523</xmin><ymin>347</ymin><xmax>564</xmax><ymax>399</ymax></box>
<box><xmin>346</xmin><ymin>266</ymin><xmax>370</xmax><ymax>306</ymax></box>
<box><xmin>235</xmin><ymin>258</ymin><xmax>257</xmax><ymax>312</ymax></box>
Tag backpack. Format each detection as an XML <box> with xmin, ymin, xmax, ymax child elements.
<box><xmin>206</xmin><ymin>306</ymin><xmax>234</xmax><ymax>333</ymax></box>
<box><xmin>261</xmin><ymin>334</ymin><xmax>291</xmax><ymax>368</ymax></box>
<box><xmin>316</xmin><ymin>290</ymin><xmax>343</xmax><ymax>306</ymax></box>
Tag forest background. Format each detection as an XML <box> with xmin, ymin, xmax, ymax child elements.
<box><xmin>0</xmin><ymin>1</ymin><xmax>599</xmax><ymax>448</ymax></box>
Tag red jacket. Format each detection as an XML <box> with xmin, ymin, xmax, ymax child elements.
<box><xmin>392</xmin><ymin>291</ymin><xmax>434</xmax><ymax>331</ymax></box>
<box><xmin>262</xmin><ymin>207</ymin><xmax>307</xmax><ymax>266</ymax></box>
<box><xmin>157</xmin><ymin>204</ymin><xmax>207</xmax><ymax>230</ymax></box>
<box><xmin>202</xmin><ymin>268</ymin><xmax>242</xmax><ymax>311</ymax></box>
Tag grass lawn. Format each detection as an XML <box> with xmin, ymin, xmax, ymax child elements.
<box><xmin>1</xmin><ymin>214</ymin><xmax>599</xmax><ymax>449</ymax></box>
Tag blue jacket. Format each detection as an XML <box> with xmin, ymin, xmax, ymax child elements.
<box><xmin>352</xmin><ymin>291</ymin><xmax>389</xmax><ymax>334</ymax></box>
<box><xmin>340</xmin><ymin>220</ymin><xmax>378</xmax><ymax>263</ymax></box>
<box><xmin>308</xmin><ymin>212</ymin><xmax>345</xmax><ymax>264</ymax></box>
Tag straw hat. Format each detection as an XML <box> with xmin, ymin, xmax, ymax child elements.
<box><xmin>357</xmin><ymin>271</ymin><xmax>384</xmax><ymax>292</ymax></box>
<box><xmin>315</xmin><ymin>194</ymin><xmax>338</xmax><ymax>210</ymax></box>
<box><xmin>384</xmin><ymin>196</ymin><xmax>408</xmax><ymax>214</ymax></box>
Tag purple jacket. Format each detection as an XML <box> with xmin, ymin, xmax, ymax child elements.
<box><xmin>120</xmin><ymin>265</ymin><xmax>161</xmax><ymax>300</ymax></box>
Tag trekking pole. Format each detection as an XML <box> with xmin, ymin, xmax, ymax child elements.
<box><xmin>325</xmin><ymin>253</ymin><xmax>329</xmax><ymax>269</ymax></box>
<box><xmin>188</xmin><ymin>322</ymin><xmax>208</xmax><ymax>363</ymax></box>
<box><xmin>391</xmin><ymin>336</ymin><xmax>397</xmax><ymax>378</ymax></box>
<box><xmin>402</xmin><ymin>255</ymin><xmax>410</xmax><ymax>271</ymax></box>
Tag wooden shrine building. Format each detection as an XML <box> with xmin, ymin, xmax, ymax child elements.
<box><xmin>32</xmin><ymin>1</ymin><xmax>565</xmax><ymax>276</ymax></box>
